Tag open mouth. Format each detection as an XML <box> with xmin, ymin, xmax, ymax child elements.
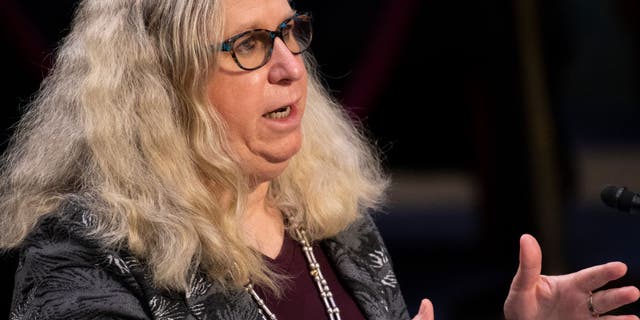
<box><xmin>263</xmin><ymin>106</ymin><xmax>292</xmax><ymax>119</ymax></box>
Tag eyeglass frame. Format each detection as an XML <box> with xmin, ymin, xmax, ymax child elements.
<box><xmin>218</xmin><ymin>12</ymin><xmax>313</xmax><ymax>71</ymax></box>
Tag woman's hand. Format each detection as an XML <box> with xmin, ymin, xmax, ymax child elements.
<box><xmin>504</xmin><ymin>234</ymin><xmax>640</xmax><ymax>320</ymax></box>
<box><xmin>412</xmin><ymin>298</ymin><xmax>434</xmax><ymax>320</ymax></box>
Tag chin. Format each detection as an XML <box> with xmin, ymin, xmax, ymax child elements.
<box><xmin>251</xmin><ymin>162</ymin><xmax>290</xmax><ymax>183</ymax></box>
<box><xmin>251</xmin><ymin>150</ymin><xmax>299</xmax><ymax>182</ymax></box>
<box><xmin>246</xmin><ymin>141</ymin><xmax>301</xmax><ymax>182</ymax></box>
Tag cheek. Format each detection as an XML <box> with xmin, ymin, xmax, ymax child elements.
<box><xmin>207</xmin><ymin>76</ymin><xmax>262</xmax><ymax>134</ymax></box>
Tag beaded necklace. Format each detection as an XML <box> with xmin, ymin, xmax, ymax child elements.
<box><xmin>244</xmin><ymin>228</ymin><xmax>341</xmax><ymax>320</ymax></box>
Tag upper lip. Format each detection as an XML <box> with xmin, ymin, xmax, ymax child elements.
<box><xmin>263</xmin><ymin>98</ymin><xmax>298</xmax><ymax>115</ymax></box>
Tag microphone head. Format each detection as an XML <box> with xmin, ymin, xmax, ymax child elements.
<box><xmin>601</xmin><ymin>185</ymin><xmax>634</xmax><ymax>213</ymax></box>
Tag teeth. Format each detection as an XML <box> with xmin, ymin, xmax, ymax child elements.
<box><xmin>264</xmin><ymin>106</ymin><xmax>291</xmax><ymax>119</ymax></box>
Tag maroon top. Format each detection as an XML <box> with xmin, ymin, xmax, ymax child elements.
<box><xmin>254</xmin><ymin>231</ymin><xmax>367</xmax><ymax>320</ymax></box>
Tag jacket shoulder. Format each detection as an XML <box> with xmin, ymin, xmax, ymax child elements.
<box><xmin>11</xmin><ymin>202</ymin><xmax>151</xmax><ymax>320</ymax></box>
<box><xmin>323</xmin><ymin>213</ymin><xmax>411</xmax><ymax>320</ymax></box>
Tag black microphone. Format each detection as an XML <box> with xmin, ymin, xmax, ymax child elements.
<box><xmin>601</xmin><ymin>185</ymin><xmax>640</xmax><ymax>214</ymax></box>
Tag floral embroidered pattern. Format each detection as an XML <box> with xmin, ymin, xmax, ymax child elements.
<box><xmin>149</xmin><ymin>296</ymin><xmax>186</xmax><ymax>320</ymax></box>
<box><xmin>9</xmin><ymin>285</ymin><xmax>37</xmax><ymax>320</ymax></box>
<box><xmin>187</xmin><ymin>273</ymin><xmax>212</xmax><ymax>299</ymax></box>
<box><xmin>369</xmin><ymin>249</ymin><xmax>389</xmax><ymax>269</ymax></box>
<box><xmin>104</xmin><ymin>253</ymin><xmax>130</xmax><ymax>274</ymax></box>
<box><xmin>382</xmin><ymin>270</ymin><xmax>398</xmax><ymax>288</ymax></box>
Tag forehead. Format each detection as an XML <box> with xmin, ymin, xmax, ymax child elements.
<box><xmin>222</xmin><ymin>0</ymin><xmax>294</xmax><ymax>35</ymax></box>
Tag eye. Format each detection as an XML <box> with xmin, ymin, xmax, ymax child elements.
<box><xmin>281</xmin><ymin>22</ymin><xmax>294</xmax><ymax>39</ymax></box>
<box><xmin>234</xmin><ymin>33</ymin><xmax>259</xmax><ymax>56</ymax></box>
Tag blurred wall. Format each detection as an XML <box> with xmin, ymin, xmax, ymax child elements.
<box><xmin>2</xmin><ymin>0</ymin><xmax>639</xmax><ymax>319</ymax></box>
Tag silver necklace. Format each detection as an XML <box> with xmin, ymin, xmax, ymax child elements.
<box><xmin>244</xmin><ymin>228</ymin><xmax>341</xmax><ymax>320</ymax></box>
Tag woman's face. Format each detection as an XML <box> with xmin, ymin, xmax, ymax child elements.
<box><xmin>208</xmin><ymin>0</ymin><xmax>308</xmax><ymax>183</ymax></box>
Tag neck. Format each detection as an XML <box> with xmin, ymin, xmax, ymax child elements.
<box><xmin>242</xmin><ymin>181</ymin><xmax>285</xmax><ymax>259</ymax></box>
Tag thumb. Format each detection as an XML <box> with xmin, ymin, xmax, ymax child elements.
<box><xmin>510</xmin><ymin>234</ymin><xmax>542</xmax><ymax>291</ymax></box>
<box><xmin>411</xmin><ymin>299</ymin><xmax>434</xmax><ymax>320</ymax></box>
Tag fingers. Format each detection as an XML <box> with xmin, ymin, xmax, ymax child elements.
<box><xmin>573</xmin><ymin>261</ymin><xmax>629</xmax><ymax>292</ymax></box>
<box><xmin>599</xmin><ymin>314</ymin><xmax>640</xmax><ymax>320</ymax></box>
<box><xmin>509</xmin><ymin>234</ymin><xmax>542</xmax><ymax>291</ymax></box>
<box><xmin>591</xmin><ymin>286</ymin><xmax>640</xmax><ymax>316</ymax></box>
<box><xmin>590</xmin><ymin>314</ymin><xmax>640</xmax><ymax>320</ymax></box>
<box><xmin>411</xmin><ymin>299</ymin><xmax>434</xmax><ymax>320</ymax></box>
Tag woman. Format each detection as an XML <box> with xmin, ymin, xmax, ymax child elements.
<box><xmin>0</xmin><ymin>0</ymin><xmax>638</xmax><ymax>319</ymax></box>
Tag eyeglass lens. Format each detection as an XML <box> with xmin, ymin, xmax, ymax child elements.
<box><xmin>231</xmin><ymin>14</ymin><xmax>311</xmax><ymax>70</ymax></box>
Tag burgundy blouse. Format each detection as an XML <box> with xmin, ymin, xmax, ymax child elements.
<box><xmin>254</xmin><ymin>231</ymin><xmax>367</xmax><ymax>320</ymax></box>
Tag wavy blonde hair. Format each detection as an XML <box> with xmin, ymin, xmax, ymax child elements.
<box><xmin>0</xmin><ymin>0</ymin><xmax>389</xmax><ymax>293</ymax></box>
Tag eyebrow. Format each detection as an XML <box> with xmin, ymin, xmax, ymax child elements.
<box><xmin>225</xmin><ymin>10</ymin><xmax>296</xmax><ymax>38</ymax></box>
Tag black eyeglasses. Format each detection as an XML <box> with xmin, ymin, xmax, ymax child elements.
<box><xmin>219</xmin><ymin>12</ymin><xmax>312</xmax><ymax>71</ymax></box>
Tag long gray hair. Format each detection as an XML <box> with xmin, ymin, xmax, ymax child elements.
<box><xmin>0</xmin><ymin>0</ymin><xmax>389</xmax><ymax>293</ymax></box>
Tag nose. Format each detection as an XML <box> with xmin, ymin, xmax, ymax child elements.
<box><xmin>267</xmin><ymin>37</ymin><xmax>305</xmax><ymax>83</ymax></box>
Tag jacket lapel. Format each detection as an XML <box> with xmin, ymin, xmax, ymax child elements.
<box><xmin>322</xmin><ymin>215</ymin><xmax>400</xmax><ymax>320</ymax></box>
<box><xmin>185</xmin><ymin>273</ymin><xmax>264</xmax><ymax>320</ymax></box>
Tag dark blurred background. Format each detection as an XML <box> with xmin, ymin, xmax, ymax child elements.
<box><xmin>2</xmin><ymin>0</ymin><xmax>640</xmax><ymax>319</ymax></box>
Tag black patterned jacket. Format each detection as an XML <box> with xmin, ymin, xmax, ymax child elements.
<box><xmin>9</xmin><ymin>203</ymin><xmax>411</xmax><ymax>320</ymax></box>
